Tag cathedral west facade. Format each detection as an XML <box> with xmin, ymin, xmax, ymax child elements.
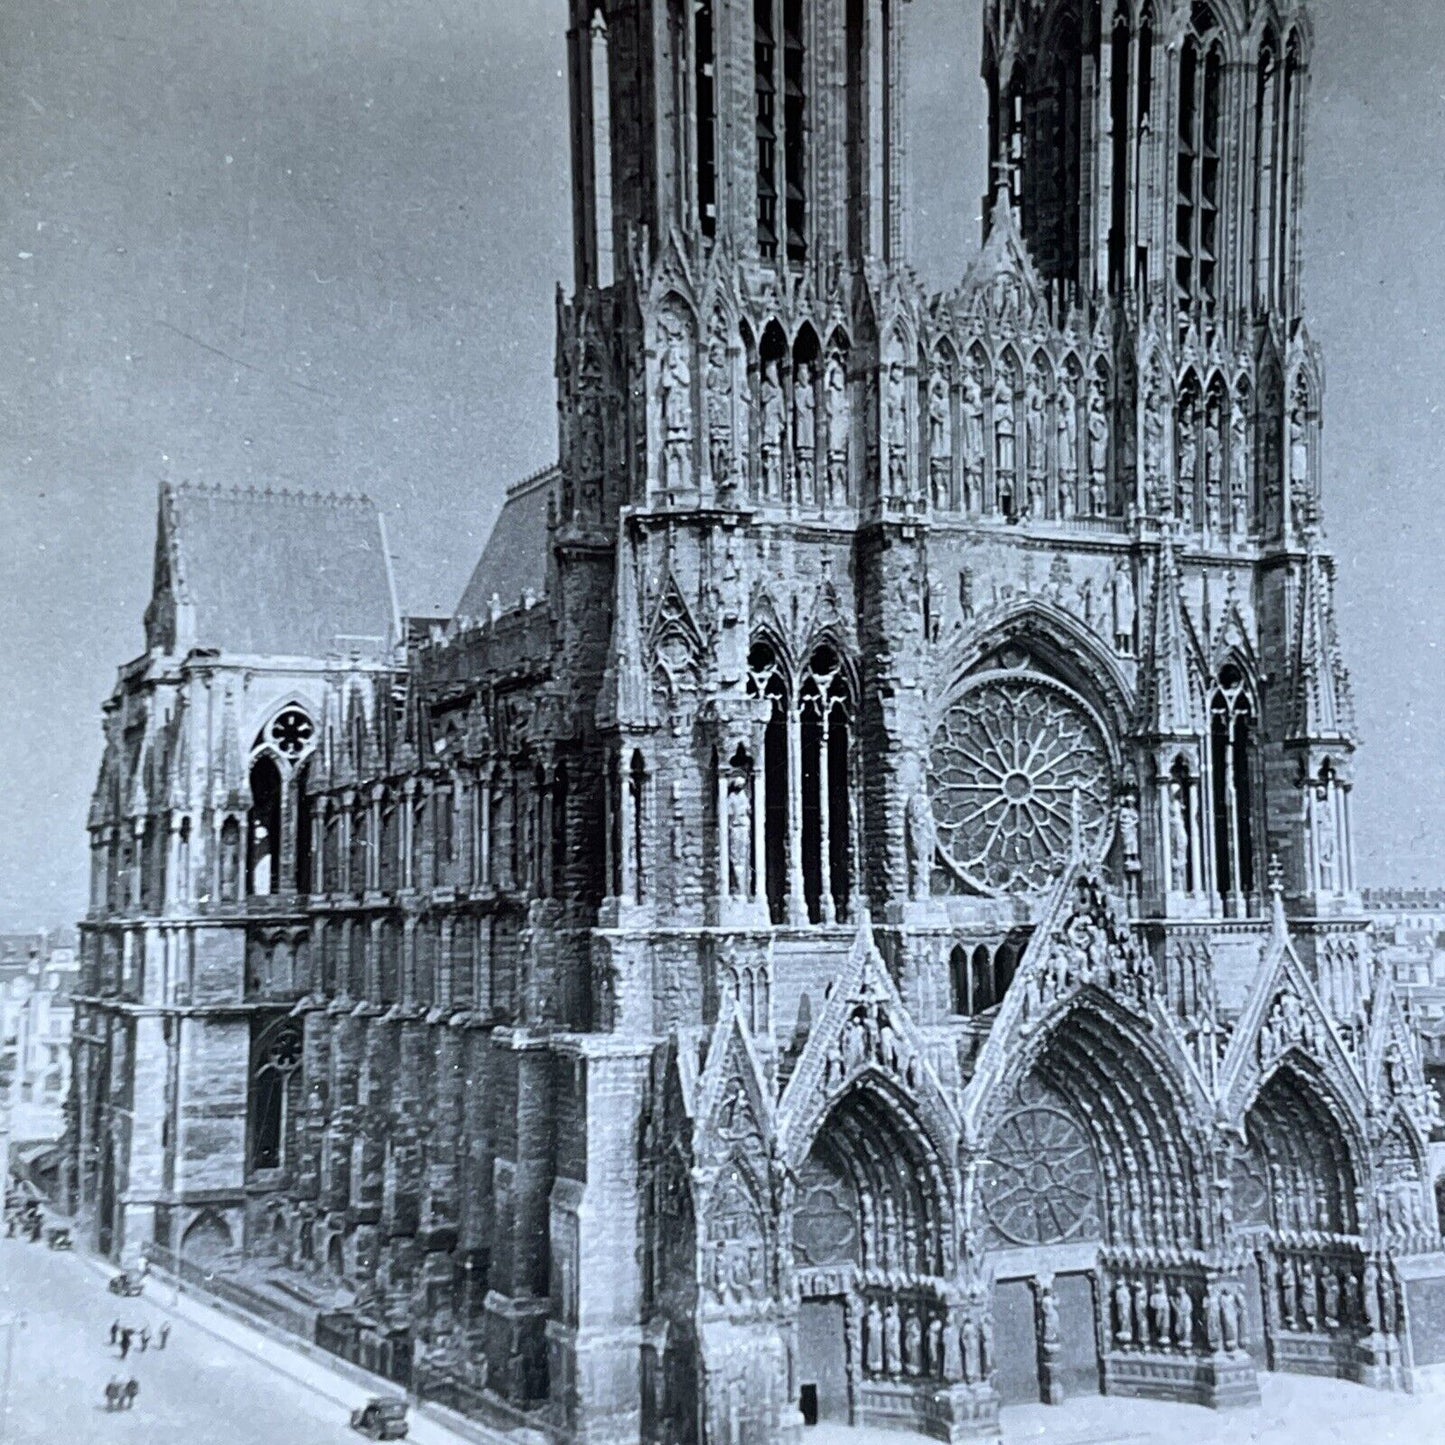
<box><xmin>72</xmin><ymin>1</ymin><xmax>1445</xmax><ymax>1441</ymax></box>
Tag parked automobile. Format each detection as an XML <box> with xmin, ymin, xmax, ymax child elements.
<box><xmin>107</xmin><ymin>1272</ymin><xmax>144</xmax><ymax>1297</ymax></box>
<box><xmin>349</xmin><ymin>1396</ymin><xmax>409</xmax><ymax>1440</ymax></box>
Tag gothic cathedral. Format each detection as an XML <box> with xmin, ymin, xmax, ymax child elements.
<box><xmin>73</xmin><ymin>2</ymin><xmax>1445</xmax><ymax>1443</ymax></box>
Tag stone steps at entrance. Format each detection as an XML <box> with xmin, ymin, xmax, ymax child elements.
<box><xmin>802</xmin><ymin>1371</ymin><xmax>1439</xmax><ymax>1444</ymax></box>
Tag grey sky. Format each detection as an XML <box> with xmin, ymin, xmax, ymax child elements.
<box><xmin>2</xmin><ymin>0</ymin><xmax>1443</xmax><ymax>929</ymax></box>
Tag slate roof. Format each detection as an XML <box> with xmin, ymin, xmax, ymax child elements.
<box><xmin>456</xmin><ymin>467</ymin><xmax>558</xmax><ymax>622</ymax></box>
<box><xmin>150</xmin><ymin>483</ymin><xmax>399</xmax><ymax>658</ymax></box>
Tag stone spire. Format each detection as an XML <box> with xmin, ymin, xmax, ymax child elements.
<box><xmin>1291</xmin><ymin>540</ymin><xmax>1355</xmax><ymax>744</ymax></box>
<box><xmin>1142</xmin><ymin>530</ymin><xmax>1196</xmax><ymax>740</ymax></box>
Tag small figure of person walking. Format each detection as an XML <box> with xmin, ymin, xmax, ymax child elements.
<box><xmin>138</xmin><ymin>1326</ymin><xmax>150</xmax><ymax>1353</ymax></box>
<box><xmin>118</xmin><ymin>1328</ymin><xmax>132</xmax><ymax>1361</ymax></box>
<box><xmin>109</xmin><ymin>1319</ymin><xmax>119</xmax><ymax>1346</ymax></box>
<box><xmin>123</xmin><ymin>1378</ymin><xmax>139</xmax><ymax>1411</ymax></box>
<box><xmin>157</xmin><ymin>1321</ymin><xmax>170</xmax><ymax>1350</ymax></box>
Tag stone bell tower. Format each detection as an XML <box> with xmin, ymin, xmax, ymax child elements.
<box><xmin>980</xmin><ymin>0</ymin><xmax>1357</xmax><ymax>923</ymax></box>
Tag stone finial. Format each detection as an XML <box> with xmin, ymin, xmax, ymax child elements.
<box><xmin>1268</xmin><ymin>854</ymin><xmax>1287</xmax><ymax>937</ymax></box>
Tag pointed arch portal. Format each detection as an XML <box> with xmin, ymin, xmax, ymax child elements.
<box><xmin>791</xmin><ymin>1081</ymin><xmax>952</xmax><ymax>1429</ymax></box>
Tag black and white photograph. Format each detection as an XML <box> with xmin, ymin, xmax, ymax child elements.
<box><xmin>4</xmin><ymin>0</ymin><xmax>1445</xmax><ymax>1440</ymax></box>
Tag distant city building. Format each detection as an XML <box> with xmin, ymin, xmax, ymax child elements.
<box><xmin>0</xmin><ymin>932</ymin><xmax>79</xmax><ymax>1149</ymax></box>
<box><xmin>70</xmin><ymin>1</ymin><xmax>1445</xmax><ymax>1441</ymax></box>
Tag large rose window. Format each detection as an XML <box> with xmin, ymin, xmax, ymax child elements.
<box><xmin>982</xmin><ymin>1103</ymin><xmax>1100</xmax><ymax>1247</ymax></box>
<box><xmin>930</xmin><ymin>672</ymin><xmax>1113</xmax><ymax>896</ymax></box>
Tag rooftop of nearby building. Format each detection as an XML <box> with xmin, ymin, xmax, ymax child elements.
<box><xmin>455</xmin><ymin>466</ymin><xmax>558</xmax><ymax>624</ymax></box>
<box><xmin>146</xmin><ymin>482</ymin><xmax>401</xmax><ymax>659</ymax></box>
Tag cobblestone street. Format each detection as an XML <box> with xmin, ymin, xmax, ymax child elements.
<box><xmin>0</xmin><ymin>1233</ymin><xmax>478</xmax><ymax>1444</ymax></box>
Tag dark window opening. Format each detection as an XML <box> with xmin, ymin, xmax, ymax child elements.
<box><xmin>755</xmin><ymin>0</ymin><xmax>778</xmax><ymax>258</ymax></box>
<box><xmin>295</xmin><ymin>762</ymin><xmax>313</xmax><ymax>895</ymax></box>
<box><xmin>750</xmin><ymin>641</ymin><xmax>790</xmax><ymax>924</ymax></box>
<box><xmin>695</xmin><ymin>0</ymin><xmax>717</xmax><ymax>239</ymax></box>
<box><xmin>1211</xmin><ymin>665</ymin><xmax>1256</xmax><ymax>906</ymax></box>
<box><xmin>246</xmin><ymin>755</ymin><xmax>282</xmax><ymax>898</ymax></box>
<box><xmin>608</xmin><ymin>753</ymin><xmax>623</xmax><ymax>897</ymax></box>
<box><xmin>782</xmin><ymin>0</ymin><xmax>806</xmax><ymax>263</ymax></box>
<box><xmin>845</xmin><ymin>0</ymin><xmax>865</xmax><ymax>257</ymax></box>
<box><xmin>629</xmin><ymin>752</ymin><xmax>647</xmax><ymax>903</ymax></box>
<box><xmin>1108</xmin><ymin>13</ymin><xmax>1130</xmax><ymax>289</ymax></box>
<box><xmin>249</xmin><ymin>1020</ymin><xmax>301</xmax><ymax>1174</ymax></box>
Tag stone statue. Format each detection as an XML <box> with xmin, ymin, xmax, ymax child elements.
<box><xmin>824</xmin><ymin>352</ymin><xmax>850</xmax><ymax>503</ymax></box>
<box><xmin>994</xmin><ymin>377</ymin><xmax>1016</xmax><ymax>514</ymax></box>
<box><xmin>1118</xmin><ymin>794</ymin><xmax>1141</xmax><ymax>872</ymax></box>
<box><xmin>793</xmin><ymin>362</ymin><xmax>816</xmax><ymax>503</ymax></box>
<box><xmin>1114</xmin><ymin>1276</ymin><xmax>1134</xmax><ymax>1343</ymax></box>
<box><xmin>1300</xmin><ymin>1259</ymin><xmax>1318</xmax><ymax>1331</ymax></box>
<box><xmin>1219</xmin><ymin>1288</ymin><xmax>1241</xmax><ymax>1353</ymax></box>
<box><xmin>1025</xmin><ymin>371</ymin><xmax>1048</xmax><ymax>507</ymax></box>
<box><xmin>1087</xmin><ymin>378</ymin><xmax>1109</xmax><ymax>515</ymax></box>
<box><xmin>961</xmin><ymin>366</ymin><xmax>985</xmax><ymax>508</ymax></box>
<box><xmin>760</xmin><ymin>361</ymin><xmax>785</xmax><ymax>500</ymax></box>
<box><xmin>1230</xmin><ymin>393</ymin><xmax>1250</xmax><ymax>534</ymax></box>
<box><xmin>1110</xmin><ymin>558</ymin><xmax>1136</xmax><ymax>654</ymax></box>
<box><xmin>1204</xmin><ymin>1289</ymin><xmax>1222</xmax><ymax>1351</ymax></box>
<box><xmin>706</xmin><ymin>322</ymin><xmax>733</xmax><ymax>490</ymax></box>
<box><xmin>978</xmin><ymin>1314</ymin><xmax>994</xmax><ymax>1376</ymax></box>
<box><xmin>1173</xmin><ymin>1282</ymin><xmax>1194</xmax><ymax>1348</ymax></box>
<box><xmin>1058</xmin><ymin>385</ymin><xmax>1078</xmax><ymax>481</ymax></box>
<box><xmin>1290</xmin><ymin>391</ymin><xmax>1311</xmax><ymax>516</ymax></box>
<box><xmin>1175</xmin><ymin>403</ymin><xmax>1197</xmax><ymax>526</ymax></box>
<box><xmin>1281</xmin><ymin>1261</ymin><xmax>1299</xmax><ymax>1329</ymax></box>
<box><xmin>1169</xmin><ymin>781</ymin><xmax>1190</xmax><ymax>894</ymax></box>
<box><xmin>958</xmin><ymin>567</ymin><xmax>975</xmax><ymax>621</ymax></box>
<box><xmin>1150</xmin><ymin>1277</ymin><xmax>1171</xmax><ymax>1344</ymax></box>
<box><xmin>1132</xmin><ymin>1281</ymin><xmax>1149</xmax><ymax>1347</ymax></box>
<box><xmin>660</xmin><ymin>320</ymin><xmax>693</xmax><ymax>492</ymax></box>
<box><xmin>903</xmin><ymin>1310</ymin><xmax>923</xmax><ymax>1375</ymax></box>
<box><xmin>1315</xmin><ymin>784</ymin><xmax>1339</xmax><ymax>892</ymax></box>
<box><xmin>1039</xmin><ymin>1287</ymin><xmax>1060</xmax><ymax>1346</ymax></box>
<box><xmin>928</xmin><ymin>370</ymin><xmax>952</xmax><ymax>508</ymax></box>
<box><xmin>220</xmin><ymin>820</ymin><xmax>241</xmax><ymax>901</ymax></box>
<box><xmin>928</xmin><ymin>371</ymin><xmax>951</xmax><ymax>463</ymax></box>
<box><xmin>905</xmin><ymin>791</ymin><xmax>936</xmax><ymax>901</ymax></box>
<box><xmin>726</xmin><ymin>773</ymin><xmax>751</xmax><ymax>899</ymax></box>
<box><xmin>961</xmin><ymin>1317</ymin><xmax>980</xmax><ymax>1382</ymax></box>
<box><xmin>883</xmin><ymin>1300</ymin><xmax>902</xmax><ymax>1374</ymax></box>
<box><xmin>886</xmin><ymin>361</ymin><xmax>910</xmax><ymax>500</ymax></box>
<box><xmin>866</xmin><ymin>1300</ymin><xmax>884</xmax><ymax>1373</ymax></box>
<box><xmin>1143</xmin><ymin>378</ymin><xmax>1167</xmax><ymax>513</ymax></box>
<box><xmin>1204</xmin><ymin>401</ymin><xmax>1224</xmax><ymax>533</ymax></box>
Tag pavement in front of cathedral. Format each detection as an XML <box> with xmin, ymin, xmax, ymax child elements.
<box><xmin>807</xmin><ymin>1373</ymin><xmax>1445</xmax><ymax>1444</ymax></box>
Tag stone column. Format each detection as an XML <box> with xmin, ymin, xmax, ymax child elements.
<box><xmin>716</xmin><ymin>751</ymin><xmax>731</xmax><ymax>907</ymax></box>
<box><xmin>787</xmin><ymin>708</ymin><xmax>807</xmax><ymax>925</ymax></box>
<box><xmin>818</xmin><ymin>706</ymin><xmax>835</xmax><ymax>924</ymax></box>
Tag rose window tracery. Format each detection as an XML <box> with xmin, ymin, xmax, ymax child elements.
<box><xmin>268</xmin><ymin>708</ymin><xmax>315</xmax><ymax>760</ymax></box>
<box><xmin>930</xmin><ymin>672</ymin><xmax>1113</xmax><ymax>896</ymax></box>
<box><xmin>983</xmin><ymin>1103</ymin><xmax>1100</xmax><ymax>1247</ymax></box>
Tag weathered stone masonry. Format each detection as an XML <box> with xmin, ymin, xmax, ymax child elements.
<box><xmin>73</xmin><ymin>2</ymin><xmax>1445</xmax><ymax>1443</ymax></box>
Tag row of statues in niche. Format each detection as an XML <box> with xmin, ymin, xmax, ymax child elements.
<box><xmin>1267</xmin><ymin>1253</ymin><xmax>1375</xmax><ymax>1336</ymax></box>
<box><xmin>861</xmin><ymin>1297</ymin><xmax>989</xmax><ymax>1385</ymax></box>
<box><xmin>1111</xmin><ymin>1272</ymin><xmax>1251</xmax><ymax>1356</ymax></box>
<box><xmin>653</xmin><ymin>311</ymin><xmax>1314</xmax><ymax>537</ymax></box>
